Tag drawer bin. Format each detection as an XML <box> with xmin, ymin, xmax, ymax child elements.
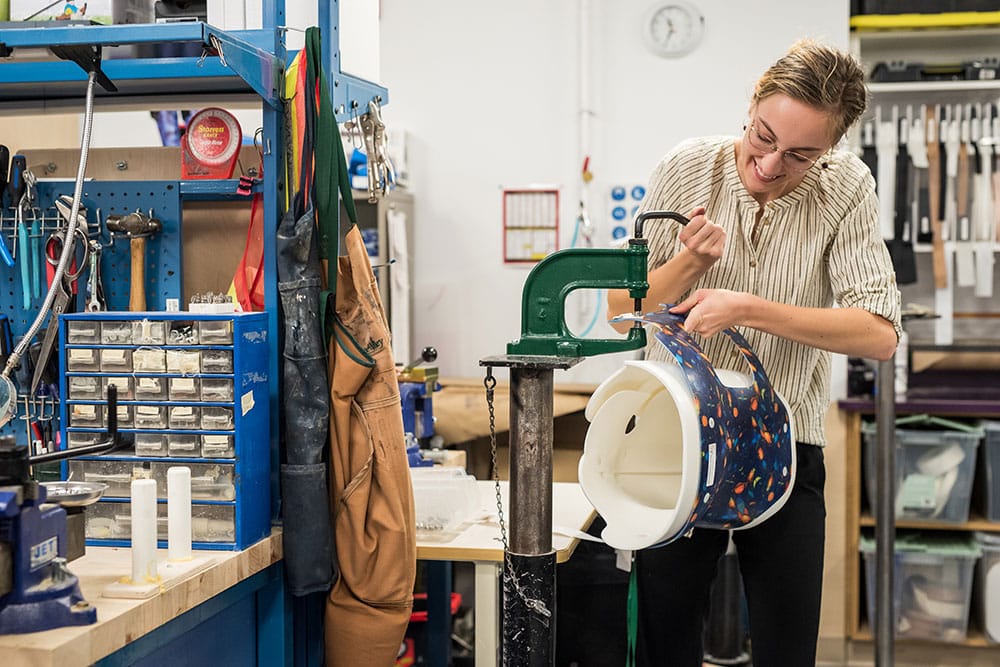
<box><xmin>975</xmin><ymin>531</ymin><xmax>1000</xmax><ymax>644</ymax></box>
<box><xmin>863</xmin><ymin>419</ymin><xmax>982</xmax><ymax>523</ymax></box>
<box><xmin>861</xmin><ymin>531</ymin><xmax>981</xmax><ymax>643</ymax></box>
<box><xmin>980</xmin><ymin>422</ymin><xmax>1000</xmax><ymax>521</ymax></box>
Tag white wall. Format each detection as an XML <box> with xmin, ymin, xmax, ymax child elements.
<box><xmin>379</xmin><ymin>0</ymin><xmax>850</xmax><ymax>382</ymax></box>
<box><xmin>77</xmin><ymin>1</ymin><xmax>851</xmax><ymax>382</ymax></box>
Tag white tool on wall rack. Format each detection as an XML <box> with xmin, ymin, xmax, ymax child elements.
<box><xmin>974</xmin><ymin>106</ymin><xmax>996</xmax><ymax>297</ymax></box>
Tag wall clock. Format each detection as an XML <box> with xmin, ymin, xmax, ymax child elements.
<box><xmin>642</xmin><ymin>2</ymin><xmax>705</xmax><ymax>59</ymax></box>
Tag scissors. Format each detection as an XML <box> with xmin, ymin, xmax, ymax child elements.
<box><xmin>44</xmin><ymin>226</ymin><xmax>89</xmax><ymax>293</ymax></box>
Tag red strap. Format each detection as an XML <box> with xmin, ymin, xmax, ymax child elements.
<box><xmin>232</xmin><ymin>192</ymin><xmax>266</xmax><ymax>311</ymax></box>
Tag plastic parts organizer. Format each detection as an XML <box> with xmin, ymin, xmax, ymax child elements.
<box><xmin>59</xmin><ymin>311</ymin><xmax>270</xmax><ymax>550</ymax></box>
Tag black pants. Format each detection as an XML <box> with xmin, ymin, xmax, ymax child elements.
<box><xmin>635</xmin><ymin>442</ymin><xmax>826</xmax><ymax>667</ymax></box>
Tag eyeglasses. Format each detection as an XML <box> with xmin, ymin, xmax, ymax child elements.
<box><xmin>745</xmin><ymin>122</ymin><xmax>825</xmax><ymax>173</ymax></box>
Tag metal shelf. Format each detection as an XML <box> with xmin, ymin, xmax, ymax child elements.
<box><xmin>0</xmin><ymin>57</ymin><xmax>251</xmax><ymax>109</ymax></box>
<box><xmin>868</xmin><ymin>80</ymin><xmax>1000</xmax><ymax>94</ymax></box>
<box><xmin>179</xmin><ymin>178</ymin><xmax>263</xmax><ymax>200</ymax></box>
<box><xmin>0</xmin><ymin>21</ymin><xmax>388</xmax><ymax>119</ymax></box>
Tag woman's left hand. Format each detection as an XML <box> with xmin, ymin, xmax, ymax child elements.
<box><xmin>669</xmin><ymin>289</ymin><xmax>747</xmax><ymax>337</ymax></box>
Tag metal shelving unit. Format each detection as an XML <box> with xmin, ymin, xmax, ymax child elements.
<box><xmin>844</xmin><ymin>20</ymin><xmax>1000</xmax><ymax>659</ymax></box>
<box><xmin>0</xmin><ymin>4</ymin><xmax>388</xmax><ymax>663</ymax></box>
<box><xmin>0</xmin><ymin>2</ymin><xmax>387</xmax><ymax>492</ymax></box>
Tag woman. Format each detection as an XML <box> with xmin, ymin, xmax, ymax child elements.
<box><xmin>607</xmin><ymin>39</ymin><xmax>900</xmax><ymax>666</ymax></box>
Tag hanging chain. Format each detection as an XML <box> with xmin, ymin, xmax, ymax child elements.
<box><xmin>484</xmin><ymin>366</ymin><xmax>512</xmax><ymax>664</ymax></box>
<box><xmin>485</xmin><ymin>368</ymin><xmax>508</xmax><ymax>553</ymax></box>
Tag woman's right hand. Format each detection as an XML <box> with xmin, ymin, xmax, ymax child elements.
<box><xmin>679</xmin><ymin>206</ymin><xmax>726</xmax><ymax>268</ymax></box>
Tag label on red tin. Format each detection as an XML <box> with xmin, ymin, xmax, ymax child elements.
<box><xmin>181</xmin><ymin>107</ymin><xmax>242</xmax><ymax>179</ymax></box>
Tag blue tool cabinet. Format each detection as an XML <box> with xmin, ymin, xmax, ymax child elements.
<box><xmin>59</xmin><ymin>311</ymin><xmax>269</xmax><ymax>550</ymax></box>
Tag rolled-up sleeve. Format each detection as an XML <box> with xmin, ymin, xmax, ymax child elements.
<box><xmin>827</xmin><ymin>178</ymin><xmax>902</xmax><ymax>338</ymax></box>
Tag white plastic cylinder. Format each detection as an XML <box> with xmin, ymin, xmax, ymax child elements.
<box><xmin>130</xmin><ymin>478</ymin><xmax>159</xmax><ymax>584</ymax></box>
<box><xmin>167</xmin><ymin>466</ymin><xmax>193</xmax><ymax>561</ymax></box>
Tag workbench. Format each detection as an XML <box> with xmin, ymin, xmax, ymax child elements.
<box><xmin>416</xmin><ymin>481</ymin><xmax>596</xmax><ymax>667</ymax></box>
<box><xmin>431</xmin><ymin>378</ymin><xmax>594</xmax><ymax>481</ymax></box>
<box><xmin>0</xmin><ymin>531</ymin><xmax>285</xmax><ymax>667</ymax></box>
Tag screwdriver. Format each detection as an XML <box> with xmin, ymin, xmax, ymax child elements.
<box><xmin>7</xmin><ymin>154</ymin><xmax>24</xmax><ymax>208</ymax></box>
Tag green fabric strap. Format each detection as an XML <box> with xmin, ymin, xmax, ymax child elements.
<box><xmin>627</xmin><ymin>553</ymin><xmax>638</xmax><ymax>667</ymax></box>
<box><xmin>305</xmin><ymin>26</ymin><xmax>358</xmax><ymax>294</ymax></box>
<box><xmin>304</xmin><ymin>26</ymin><xmax>359</xmax><ymax>343</ymax></box>
<box><xmin>333</xmin><ymin>314</ymin><xmax>376</xmax><ymax>368</ymax></box>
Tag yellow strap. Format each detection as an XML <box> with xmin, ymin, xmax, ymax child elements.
<box><xmin>851</xmin><ymin>11</ymin><xmax>1000</xmax><ymax>30</ymax></box>
<box><xmin>284</xmin><ymin>51</ymin><xmax>303</xmax><ymax>204</ymax></box>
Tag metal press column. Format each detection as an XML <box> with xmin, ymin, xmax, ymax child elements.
<box><xmin>507</xmin><ymin>366</ymin><xmax>555</xmax><ymax>666</ymax></box>
<box><xmin>875</xmin><ymin>356</ymin><xmax>896</xmax><ymax>667</ymax></box>
<box><xmin>481</xmin><ymin>356</ymin><xmax>580</xmax><ymax>667</ymax></box>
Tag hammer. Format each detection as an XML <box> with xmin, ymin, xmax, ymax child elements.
<box><xmin>106</xmin><ymin>210</ymin><xmax>162</xmax><ymax>311</ymax></box>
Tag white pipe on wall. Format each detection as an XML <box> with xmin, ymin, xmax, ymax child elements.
<box><xmin>578</xmin><ymin>0</ymin><xmax>592</xmax><ymax>212</ymax></box>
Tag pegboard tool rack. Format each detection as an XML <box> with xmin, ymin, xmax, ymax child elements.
<box><xmin>0</xmin><ymin>3</ymin><xmax>388</xmax><ymax>478</ymax></box>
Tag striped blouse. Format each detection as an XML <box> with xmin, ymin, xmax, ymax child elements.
<box><xmin>640</xmin><ymin>135</ymin><xmax>901</xmax><ymax>446</ymax></box>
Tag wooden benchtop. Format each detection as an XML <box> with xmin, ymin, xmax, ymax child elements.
<box><xmin>1</xmin><ymin>530</ymin><xmax>282</xmax><ymax>667</ymax></box>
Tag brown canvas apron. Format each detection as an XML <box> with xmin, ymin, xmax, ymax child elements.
<box><xmin>324</xmin><ymin>224</ymin><xmax>416</xmax><ymax>666</ymax></box>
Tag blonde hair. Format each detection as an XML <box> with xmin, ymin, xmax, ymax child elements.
<box><xmin>753</xmin><ymin>39</ymin><xmax>868</xmax><ymax>143</ymax></box>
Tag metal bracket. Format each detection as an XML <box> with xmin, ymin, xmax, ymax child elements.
<box><xmin>505</xmin><ymin>244</ymin><xmax>650</xmax><ymax>357</ymax></box>
<box><xmin>504</xmin><ymin>210</ymin><xmax>691</xmax><ymax>357</ymax></box>
<box><xmin>202</xmin><ymin>25</ymin><xmax>284</xmax><ymax>109</ymax></box>
<box><xmin>47</xmin><ymin>43</ymin><xmax>117</xmax><ymax>93</ymax></box>
<box><xmin>332</xmin><ymin>71</ymin><xmax>389</xmax><ymax>123</ymax></box>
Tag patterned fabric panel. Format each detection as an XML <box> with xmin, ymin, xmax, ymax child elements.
<box><xmin>639</xmin><ymin>307</ymin><xmax>794</xmax><ymax>533</ymax></box>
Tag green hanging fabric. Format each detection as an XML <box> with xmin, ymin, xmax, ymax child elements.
<box><xmin>304</xmin><ymin>26</ymin><xmax>360</xmax><ymax>342</ymax></box>
<box><xmin>305</xmin><ymin>26</ymin><xmax>358</xmax><ymax>293</ymax></box>
<box><xmin>627</xmin><ymin>553</ymin><xmax>638</xmax><ymax>667</ymax></box>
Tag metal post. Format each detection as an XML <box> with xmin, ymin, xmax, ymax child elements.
<box><xmin>425</xmin><ymin>561</ymin><xmax>454</xmax><ymax>666</ymax></box>
<box><xmin>481</xmin><ymin>355</ymin><xmax>581</xmax><ymax>667</ymax></box>
<box><xmin>509</xmin><ymin>368</ymin><xmax>554</xmax><ymax>555</ymax></box>
<box><xmin>505</xmin><ymin>366</ymin><xmax>556</xmax><ymax>666</ymax></box>
<box><xmin>875</xmin><ymin>356</ymin><xmax>896</xmax><ymax>667</ymax></box>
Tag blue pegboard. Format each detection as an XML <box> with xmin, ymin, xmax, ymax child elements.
<box><xmin>0</xmin><ymin>180</ymin><xmax>183</xmax><ymax>445</ymax></box>
<box><xmin>32</xmin><ymin>180</ymin><xmax>183</xmax><ymax>315</ymax></box>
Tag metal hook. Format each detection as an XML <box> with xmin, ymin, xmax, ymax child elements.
<box><xmin>209</xmin><ymin>34</ymin><xmax>227</xmax><ymax>68</ymax></box>
<box><xmin>253</xmin><ymin>127</ymin><xmax>265</xmax><ymax>173</ymax></box>
<box><xmin>276</xmin><ymin>25</ymin><xmax>305</xmax><ymax>48</ymax></box>
<box><xmin>348</xmin><ymin>101</ymin><xmax>363</xmax><ymax>149</ymax></box>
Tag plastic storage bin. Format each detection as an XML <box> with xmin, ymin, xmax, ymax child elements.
<box><xmin>861</xmin><ymin>531</ymin><xmax>981</xmax><ymax>642</ymax></box>
<box><xmin>975</xmin><ymin>531</ymin><xmax>1000</xmax><ymax>643</ymax></box>
<box><xmin>980</xmin><ymin>422</ymin><xmax>1000</xmax><ymax>521</ymax></box>
<box><xmin>863</xmin><ymin>417</ymin><xmax>982</xmax><ymax>523</ymax></box>
<box><xmin>409</xmin><ymin>467</ymin><xmax>479</xmax><ymax>532</ymax></box>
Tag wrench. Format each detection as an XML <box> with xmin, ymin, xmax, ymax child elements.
<box><xmin>85</xmin><ymin>240</ymin><xmax>105</xmax><ymax>312</ymax></box>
